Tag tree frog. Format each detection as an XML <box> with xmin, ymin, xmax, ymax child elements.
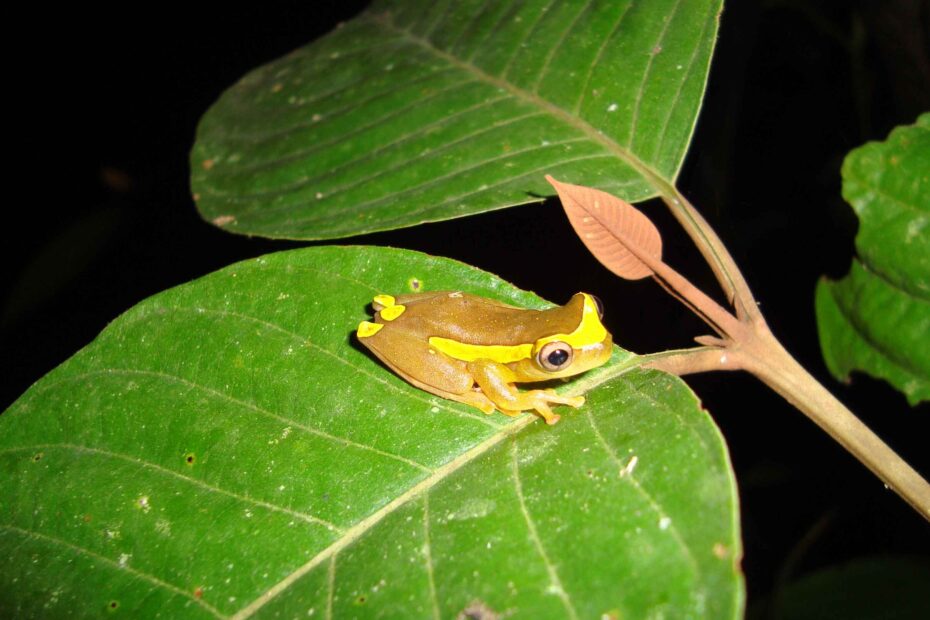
<box><xmin>356</xmin><ymin>291</ymin><xmax>612</xmax><ymax>424</ymax></box>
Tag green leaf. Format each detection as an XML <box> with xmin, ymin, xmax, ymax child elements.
<box><xmin>1</xmin><ymin>246</ymin><xmax>742</xmax><ymax>618</ymax></box>
<box><xmin>191</xmin><ymin>0</ymin><xmax>722</xmax><ymax>239</ymax></box>
<box><xmin>816</xmin><ymin>113</ymin><xmax>930</xmax><ymax>405</ymax></box>
<box><xmin>756</xmin><ymin>556</ymin><xmax>930</xmax><ymax>620</ymax></box>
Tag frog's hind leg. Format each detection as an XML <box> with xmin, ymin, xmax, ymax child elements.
<box><xmin>358</xmin><ymin>324</ymin><xmax>498</xmax><ymax>417</ymax></box>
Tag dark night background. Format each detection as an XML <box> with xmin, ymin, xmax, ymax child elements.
<box><xmin>5</xmin><ymin>0</ymin><xmax>929</xmax><ymax>611</ymax></box>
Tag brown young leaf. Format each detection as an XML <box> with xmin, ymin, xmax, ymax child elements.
<box><xmin>546</xmin><ymin>176</ymin><xmax>663</xmax><ymax>280</ymax></box>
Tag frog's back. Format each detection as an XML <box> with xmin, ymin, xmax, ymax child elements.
<box><xmin>382</xmin><ymin>291</ymin><xmax>583</xmax><ymax>346</ymax></box>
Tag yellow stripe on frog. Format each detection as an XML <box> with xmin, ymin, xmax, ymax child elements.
<box><xmin>428</xmin><ymin>338</ymin><xmax>533</xmax><ymax>364</ymax></box>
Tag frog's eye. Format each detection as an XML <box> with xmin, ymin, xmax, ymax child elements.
<box><xmin>590</xmin><ymin>295</ymin><xmax>605</xmax><ymax>320</ymax></box>
<box><xmin>538</xmin><ymin>341</ymin><xmax>573</xmax><ymax>371</ymax></box>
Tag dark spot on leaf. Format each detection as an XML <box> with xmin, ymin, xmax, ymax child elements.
<box><xmin>83</xmin><ymin>514</ymin><xmax>92</xmax><ymax>523</ymax></box>
<box><xmin>193</xmin><ymin>587</ymin><xmax>204</xmax><ymax>599</ymax></box>
<box><xmin>107</xmin><ymin>600</ymin><xmax>119</xmax><ymax>611</ymax></box>
<box><xmin>408</xmin><ymin>277</ymin><xmax>422</xmax><ymax>292</ymax></box>
<box><xmin>586</xmin><ymin>469</ymin><xmax>594</xmax><ymax>477</ymax></box>
<box><xmin>355</xmin><ymin>595</ymin><xmax>367</xmax><ymax>605</ymax></box>
<box><xmin>184</xmin><ymin>453</ymin><xmax>196</xmax><ymax>466</ymax></box>
<box><xmin>33</xmin><ymin>452</ymin><xmax>43</xmax><ymax>462</ymax></box>
<box><xmin>456</xmin><ymin>600</ymin><xmax>500</xmax><ymax>620</ymax></box>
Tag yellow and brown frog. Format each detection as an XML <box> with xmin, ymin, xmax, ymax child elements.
<box><xmin>357</xmin><ymin>291</ymin><xmax>612</xmax><ymax>424</ymax></box>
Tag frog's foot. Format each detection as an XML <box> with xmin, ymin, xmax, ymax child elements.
<box><xmin>526</xmin><ymin>390</ymin><xmax>586</xmax><ymax>425</ymax></box>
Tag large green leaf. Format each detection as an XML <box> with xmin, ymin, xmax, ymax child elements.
<box><xmin>1</xmin><ymin>246</ymin><xmax>742</xmax><ymax>618</ymax></box>
<box><xmin>816</xmin><ymin>113</ymin><xmax>930</xmax><ymax>405</ymax></box>
<box><xmin>191</xmin><ymin>0</ymin><xmax>722</xmax><ymax>239</ymax></box>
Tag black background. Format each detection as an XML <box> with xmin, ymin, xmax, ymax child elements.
<box><xmin>5</xmin><ymin>0</ymin><xmax>929</xmax><ymax>610</ymax></box>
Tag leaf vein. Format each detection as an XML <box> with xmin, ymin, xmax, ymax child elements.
<box><xmin>628</xmin><ymin>0</ymin><xmax>683</xmax><ymax>152</ymax></box>
<box><xmin>323</xmin><ymin>154</ymin><xmax>636</xmax><ymax>233</ymax></box>
<box><xmin>653</xmin><ymin>4</ymin><xmax>716</xmax><ymax>165</ymax></box>
<box><xmin>0</xmin><ymin>524</ymin><xmax>224</xmax><ymax>618</ymax></box>
<box><xmin>422</xmin><ymin>494</ymin><xmax>441</xmax><ymax>620</ymax></box>
<box><xmin>229</xmin><ymin>415</ymin><xmax>536</xmax><ymax>619</ymax></box>
<box><xmin>574</xmin><ymin>1</ymin><xmax>634</xmax><ymax>114</ymax></box>
<box><xmin>510</xmin><ymin>442</ymin><xmax>578</xmax><ymax>620</ymax></box>
<box><xmin>584</xmin><ymin>413</ymin><xmax>700</xmax><ymax>577</ymax></box>
<box><xmin>213</xmin><ymin>70</ymin><xmax>473</xmax><ymax>174</ymax></box>
<box><xmin>827</xmin><ymin>280</ymin><xmax>929</xmax><ymax>377</ymax></box>
<box><xmin>29</xmin><ymin>367</ymin><xmax>434</xmax><ymax>474</ymax></box>
<box><xmin>282</xmin><ymin>148</ymin><xmax>609</xmax><ymax>232</ymax></box>
<box><xmin>0</xmin><ymin>443</ymin><xmax>342</xmax><ymax>532</ymax></box>
<box><xmin>368</xmin><ymin>12</ymin><xmax>666</xmax><ymax>201</ymax></box>
<box><xmin>225</xmin><ymin>97</ymin><xmax>541</xmax><ymax>208</ymax></box>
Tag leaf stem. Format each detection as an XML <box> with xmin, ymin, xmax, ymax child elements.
<box><xmin>735</xmin><ymin>327</ymin><xmax>930</xmax><ymax>519</ymax></box>
<box><xmin>631</xmin><ymin>181</ymin><xmax>930</xmax><ymax>519</ymax></box>
<box><xmin>643</xmin><ymin>168</ymin><xmax>761</xmax><ymax>323</ymax></box>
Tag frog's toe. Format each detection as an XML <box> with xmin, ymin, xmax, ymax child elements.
<box><xmin>543</xmin><ymin>392</ymin><xmax>585</xmax><ymax>408</ymax></box>
<box><xmin>564</xmin><ymin>395</ymin><xmax>585</xmax><ymax>408</ymax></box>
<box><xmin>533</xmin><ymin>402</ymin><xmax>560</xmax><ymax>425</ymax></box>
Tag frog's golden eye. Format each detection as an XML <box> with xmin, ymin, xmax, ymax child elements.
<box><xmin>590</xmin><ymin>295</ymin><xmax>605</xmax><ymax>320</ymax></box>
<box><xmin>538</xmin><ymin>341</ymin><xmax>573</xmax><ymax>371</ymax></box>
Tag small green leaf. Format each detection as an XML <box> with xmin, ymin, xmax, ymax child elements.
<box><xmin>816</xmin><ymin>113</ymin><xmax>930</xmax><ymax>405</ymax></box>
<box><xmin>0</xmin><ymin>246</ymin><xmax>742</xmax><ymax>618</ymax></box>
<box><xmin>191</xmin><ymin>0</ymin><xmax>722</xmax><ymax>239</ymax></box>
<box><xmin>758</xmin><ymin>556</ymin><xmax>930</xmax><ymax>620</ymax></box>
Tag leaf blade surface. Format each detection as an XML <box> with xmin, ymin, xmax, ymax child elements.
<box><xmin>816</xmin><ymin>113</ymin><xmax>930</xmax><ymax>404</ymax></box>
<box><xmin>191</xmin><ymin>0</ymin><xmax>722</xmax><ymax>239</ymax></box>
<box><xmin>0</xmin><ymin>246</ymin><xmax>742</xmax><ymax>618</ymax></box>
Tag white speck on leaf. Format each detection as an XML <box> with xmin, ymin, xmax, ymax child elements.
<box><xmin>607</xmin><ymin>103</ymin><xmax>619</xmax><ymax>112</ymax></box>
<box><xmin>546</xmin><ymin>583</ymin><xmax>565</xmax><ymax>596</ymax></box>
<box><xmin>906</xmin><ymin>216</ymin><xmax>926</xmax><ymax>242</ymax></box>
<box><xmin>620</xmin><ymin>455</ymin><xmax>639</xmax><ymax>477</ymax></box>
<box><xmin>659</xmin><ymin>516</ymin><xmax>672</xmax><ymax>530</ymax></box>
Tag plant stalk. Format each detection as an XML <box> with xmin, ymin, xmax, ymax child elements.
<box><xmin>736</xmin><ymin>326</ymin><xmax>930</xmax><ymax>520</ymax></box>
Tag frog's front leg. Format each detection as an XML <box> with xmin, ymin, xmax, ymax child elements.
<box><xmin>466</xmin><ymin>359</ymin><xmax>585</xmax><ymax>425</ymax></box>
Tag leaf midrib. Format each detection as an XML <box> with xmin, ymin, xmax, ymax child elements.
<box><xmin>369</xmin><ymin>10</ymin><xmax>670</xmax><ymax>199</ymax></box>
<box><xmin>230</xmin><ymin>414</ymin><xmax>535</xmax><ymax>619</ymax></box>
